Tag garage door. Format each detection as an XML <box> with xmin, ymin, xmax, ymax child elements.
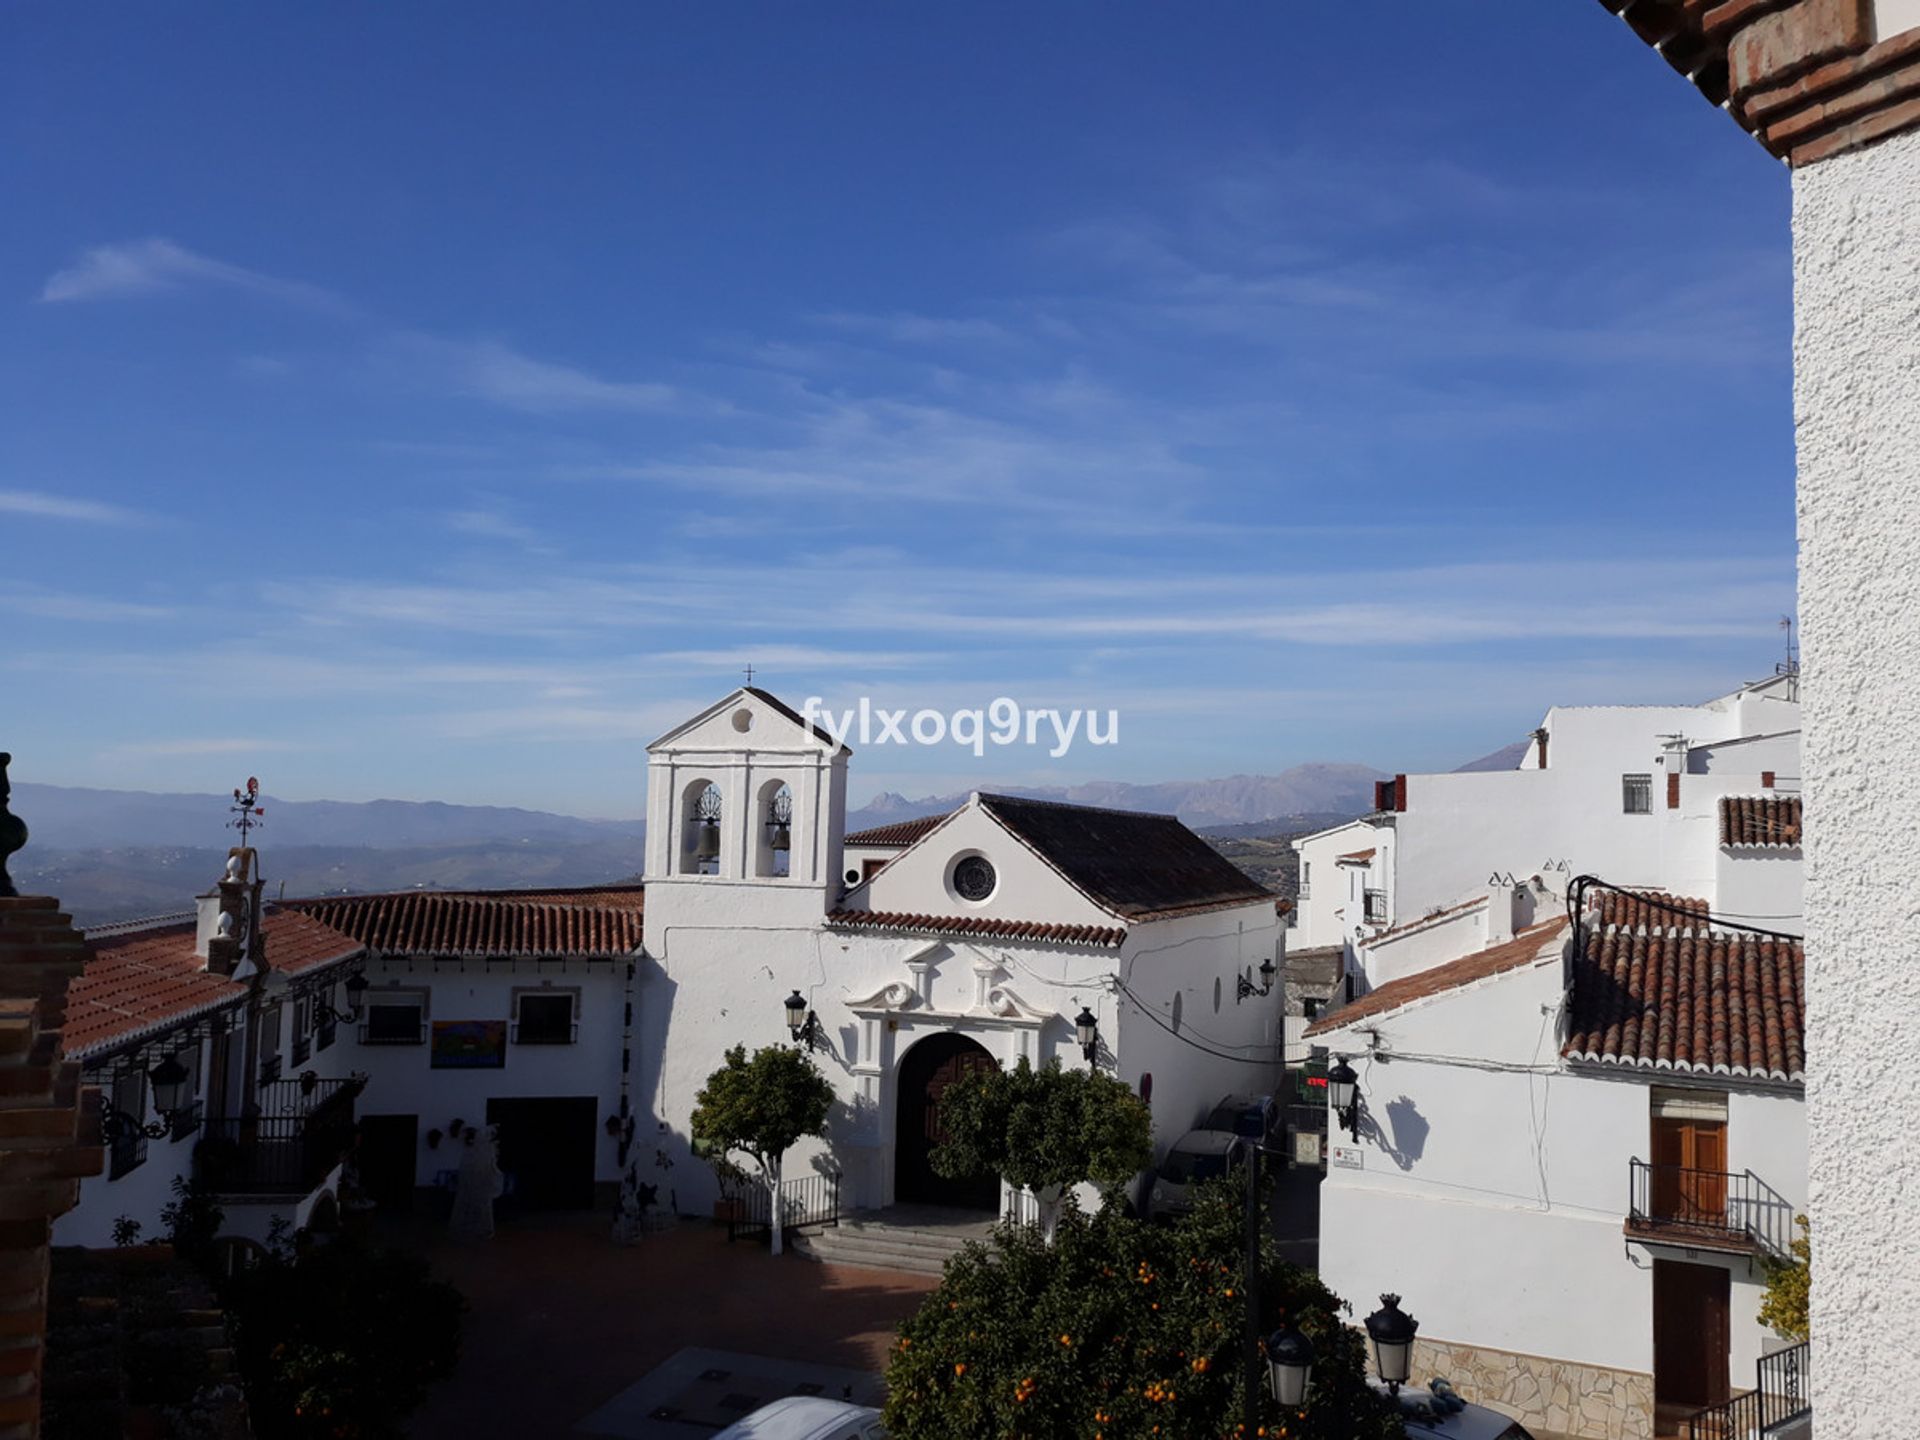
<box><xmin>485</xmin><ymin>1097</ymin><xmax>598</xmax><ymax>1210</ymax></box>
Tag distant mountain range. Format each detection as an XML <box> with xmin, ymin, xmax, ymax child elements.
<box><xmin>15</xmin><ymin>753</ymin><xmax>1540</xmax><ymax>927</ymax></box>
<box><xmin>846</xmin><ymin>763</ymin><xmax>1389</xmax><ymax>834</ymax></box>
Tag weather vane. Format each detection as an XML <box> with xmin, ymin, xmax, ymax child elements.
<box><xmin>230</xmin><ymin>777</ymin><xmax>265</xmax><ymax>845</ymax></box>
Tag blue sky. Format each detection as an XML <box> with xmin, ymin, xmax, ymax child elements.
<box><xmin>0</xmin><ymin>4</ymin><xmax>1796</xmax><ymax>815</ymax></box>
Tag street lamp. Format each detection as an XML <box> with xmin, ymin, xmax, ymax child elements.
<box><xmin>1074</xmin><ymin>1006</ymin><xmax>1099</xmax><ymax>1065</ymax></box>
<box><xmin>1236</xmin><ymin>956</ymin><xmax>1277</xmax><ymax>1002</ymax></box>
<box><xmin>1265</xmin><ymin>1322</ymin><xmax>1315</xmax><ymax>1408</ymax></box>
<box><xmin>313</xmin><ymin>971</ymin><xmax>370</xmax><ymax>1025</ymax></box>
<box><xmin>1326</xmin><ymin>1057</ymin><xmax>1360</xmax><ymax>1139</ymax></box>
<box><xmin>1363</xmin><ymin>1293</ymin><xmax>1419</xmax><ymax>1395</ymax></box>
<box><xmin>785</xmin><ymin>990</ymin><xmax>823</xmax><ymax>1051</ymax></box>
<box><xmin>102</xmin><ymin>1053</ymin><xmax>194</xmax><ymax>1142</ymax></box>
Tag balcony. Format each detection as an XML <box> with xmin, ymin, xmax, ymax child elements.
<box><xmin>1626</xmin><ymin>1159</ymin><xmax>1795</xmax><ymax>1256</ymax></box>
<box><xmin>1363</xmin><ymin>889</ymin><xmax>1388</xmax><ymax>925</ymax></box>
<box><xmin>195</xmin><ymin>1076</ymin><xmax>364</xmax><ymax>1197</ymax></box>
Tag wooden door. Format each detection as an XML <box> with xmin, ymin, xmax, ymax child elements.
<box><xmin>486</xmin><ymin>1096</ymin><xmax>599</xmax><ymax>1210</ymax></box>
<box><xmin>1653</xmin><ymin>1260</ymin><xmax>1730</xmax><ymax>1411</ymax></box>
<box><xmin>894</xmin><ymin>1034</ymin><xmax>999</xmax><ymax>1209</ymax></box>
<box><xmin>356</xmin><ymin>1114</ymin><xmax>419</xmax><ymax>1212</ymax></box>
<box><xmin>1651</xmin><ymin>1115</ymin><xmax>1727</xmax><ymax>1226</ymax></box>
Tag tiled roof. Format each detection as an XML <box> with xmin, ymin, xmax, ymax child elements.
<box><xmin>1367</xmin><ymin>894</ymin><xmax>1488</xmax><ymax>945</ymax></box>
<box><xmin>287</xmin><ymin>885</ymin><xmax>644</xmax><ymax>958</ymax></box>
<box><xmin>67</xmin><ymin>910</ymin><xmax>364</xmax><ymax>1061</ymax></box>
<box><xmin>978</xmin><ymin>794</ymin><xmax>1273</xmax><ymax>922</ymax></box>
<box><xmin>1335</xmin><ymin>848</ymin><xmax>1377</xmax><ymax>865</ymax></box>
<box><xmin>1563</xmin><ymin>891</ymin><xmax>1805</xmax><ymax>1084</ymax></box>
<box><xmin>1720</xmin><ymin>795</ymin><xmax>1802</xmax><ymax>849</ymax></box>
<box><xmin>825</xmin><ymin>909</ymin><xmax>1127</xmax><ymax>948</ymax></box>
<box><xmin>845</xmin><ymin>815</ymin><xmax>949</xmax><ymax>848</ymax></box>
<box><xmin>1305</xmin><ymin>918</ymin><xmax>1570</xmax><ymax>1037</ymax></box>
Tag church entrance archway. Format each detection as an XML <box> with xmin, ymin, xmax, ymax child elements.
<box><xmin>894</xmin><ymin>1032</ymin><xmax>1000</xmax><ymax>1210</ymax></box>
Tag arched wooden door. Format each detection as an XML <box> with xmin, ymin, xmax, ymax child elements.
<box><xmin>894</xmin><ymin>1033</ymin><xmax>999</xmax><ymax>1210</ymax></box>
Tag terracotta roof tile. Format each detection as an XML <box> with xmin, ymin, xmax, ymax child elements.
<box><xmin>287</xmin><ymin>885</ymin><xmax>644</xmax><ymax>958</ymax></box>
<box><xmin>977</xmin><ymin>794</ymin><xmax>1272</xmax><ymax>921</ymax></box>
<box><xmin>1719</xmin><ymin>794</ymin><xmax>1803</xmax><ymax>849</ymax></box>
<box><xmin>1563</xmin><ymin>891</ymin><xmax>1805</xmax><ymax>1083</ymax></box>
<box><xmin>1335</xmin><ymin>848</ymin><xmax>1377</xmax><ymax>865</ymax></box>
<box><xmin>1304</xmin><ymin>918</ymin><xmax>1570</xmax><ymax>1037</ymax></box>
<box><xmin>68</xmin><ymin>910</ymin><xmax>364</xmax><ymax>1061</ymax></box>
<box><xmin>845</xmin><ymin>815</ymin><xmax>949</xmax><ymax>847</ymax></box>
<box><xmin>825</xmin><ymin>908</ymin><xmax>1127</xmax><ymax>948</ymax></box>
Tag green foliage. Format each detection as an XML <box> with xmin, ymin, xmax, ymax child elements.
<box><xmin>160</xmin><ymin>1175</ymin><xmax>225</xmax><ymax>1270</ymax></box>
<box><xmin>690</xmin><ymin>1043</ymin><xmax>835</xmax><ymax>1180</ymax></box>
<box><xmin>222</xmin><ymin>1234</ymin><xmax>465</xmax><ymax>1440</ymax></box>
<box><xmin>110</xmin><ymin>1214</ymin><xmax>143</xmax><ymax>1247</ymax></box>
<box><xmin>884</xmin><ymin>1174</ymin><xmax>1403</xmax><ymax>1440</ymax></box>
<box><xmin>930</xmin><ymin>1057</ymin><xmax>1153</xmax><ymax>1195</ymax></box>
<box><xmin>1759</xmin><ymin>1214</ymin><xmax>1810</xmax><ymax>1341</ymax></box>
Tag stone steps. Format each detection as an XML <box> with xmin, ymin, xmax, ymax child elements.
<box><xmin>789</xmin><ymin>1212</ymin><xmax>993</xmax><ymax>1276</ymax></box>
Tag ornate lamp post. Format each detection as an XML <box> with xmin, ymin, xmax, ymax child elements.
<box><xmin>1364</xmin><ymin>1293</ymin><xmax>1419</xmax><ymax>1395</ymax></box>
<box><xmin>1266</xmin><ymin>1321</ymin><xmax>1315</xmax><ymax>1408</ymax></box>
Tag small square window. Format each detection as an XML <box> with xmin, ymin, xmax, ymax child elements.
<box><xmin>514</xmin><ymin>991</ymin><xmax>578</xmax><ymax>1045</ymax></box>
<box><xmin>1623</xmin><ymin>774</ymin><xmax>1652</xmax><ymax>814</ymax></box>
<box><xmin>1302</xmin><ymin>997</ymin><xmax>1326</xmax><ymax>1020</ymax></box>
<box><xmin>362</xmin><ymin>995</ymin><xmax>426</xmax><ymax>1045</ymax></box>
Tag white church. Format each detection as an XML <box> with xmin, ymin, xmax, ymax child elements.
<box><xmin>636</xmin><ymin>686</ymin><xmax>1287</xmax><ymax>1219</ymax></box>
<box><xmin>54</xmin><ymin>686</ymin><xmax>1287</xmax><ymax>1250</ymax></box>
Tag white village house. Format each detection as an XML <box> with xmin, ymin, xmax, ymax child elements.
<box><xmin>58</xmin><ymin>686</ymin><xmax>1288</xmax><ymax>1258</ymax></box>
<box><xmin>1302</xmin><ymin>676</ymin><xmax>1809</xmax><ymax>1440</ymax></box>
<box><xmin>1290</xmin><ymin>672</ymin><xmax>1802</xmax><ymax>967</ymax></box>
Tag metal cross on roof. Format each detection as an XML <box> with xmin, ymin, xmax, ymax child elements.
<box><xmin>743</xmin><ymin>663</ymin><xmax>755</xmax><ymax>685</ymax></box>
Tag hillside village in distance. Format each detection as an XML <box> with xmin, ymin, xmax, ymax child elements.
<box><xmin>3</xmin><ymin>656</ymin><xmax>1808</xmax><ymax>1440</ymax></box>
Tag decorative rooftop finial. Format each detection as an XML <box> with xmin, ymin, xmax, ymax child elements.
<box><xmin>0</xmin><ymin>753</ymin><xmax>24</xmax><ymax>898</ymax></box>
<box><xmin>230</xmin><ymin>776</ymin><xmax>265</xmax><ymax>847</ymax></box>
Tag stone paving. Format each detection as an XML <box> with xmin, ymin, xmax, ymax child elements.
<box><xmin>398</xmin><ymin>1211</ymin><xmax>936</xmax><ymax>1439</ymax></box>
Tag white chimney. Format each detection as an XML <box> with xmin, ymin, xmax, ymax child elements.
<box><xmin>1485</xmin><ymin>875</ymin><xmax>1516</xmax><ymax>947</ymax></box>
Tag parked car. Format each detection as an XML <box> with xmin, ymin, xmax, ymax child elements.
<box><xmin>1148</xmin><ymin>1128</ymin><xmax>1249</xmax><ymax>1221</ymax></box>
<box><xmin>711</xmin><ymin>1396</ymin><xmax>887</xmax><ymax>1440</ymax></box>
<box><xmin>1204</xmin><ymin>1089</ymin><xmax>1283</xmax><ymax>1145</ymax></box>
<box><xmin>1384</xmin><ymin>1379</ymin><xmax>1536</xmax><ymax>1440</ymax></box>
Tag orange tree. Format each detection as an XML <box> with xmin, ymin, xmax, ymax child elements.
<box><xmin>883</xmin><ymin>1175</ymin><xmax>1401</xmax><ymax>1440</ymax></box>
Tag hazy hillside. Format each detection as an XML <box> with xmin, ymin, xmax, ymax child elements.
<box><xmin>15</xmin><ymin>841</ymin><xmax>648</xmax><ymax>929</ymax></box>
<box><xmin>11</xmin><ymin>783</ymin><xmax>646</xmax><ymax>851</ymax></box>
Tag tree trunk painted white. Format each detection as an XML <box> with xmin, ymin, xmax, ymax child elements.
<box><xmin>1035</xmin><ymin>1183</ymin><xmax>1065</xmax><ymax>1245</ymax></box>
<box><xmin>768</xmin><ymin>1153</ymin><xmax>784</xmax><ymax>1256</ymax></box>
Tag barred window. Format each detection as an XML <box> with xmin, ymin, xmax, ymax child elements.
<box><xmin>1623</xmin><ymin>774</ymin><xmax>1653</xmax><ymax>814</ymax></box>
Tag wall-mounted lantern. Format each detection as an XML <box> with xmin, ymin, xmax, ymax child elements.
<box><xmin>1236</xmin><ymin>956</ymin><xmax>1277</xmax><ymax>1002</ymax></box>
<box><xmin>1326</xmin><ymin>1057</ymin><xmax>1360</xmax><ymax>1139</ymax></box>
<box><xmin>1074</xmin><ymin>1006</ymin><xmax>1099</xmax><ymax>1066</ymax></box>
<box><xmin>785</xmin><ymin>990</ymin><xmax>823</xmax><ymax>1051</ymax></box>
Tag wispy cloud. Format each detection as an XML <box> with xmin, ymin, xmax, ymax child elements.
<box><xmin>0</xmin><ymin>490</ymin><xmax>149</xmax><ymax>525</ymax></box>
<box><xmin>102</xmin><ymin>737</ymin><xmax>300</xmax><ymax>758</ymax></box>
<box><xmin>0</xmin><ymin>584</ymin><xmax>175</xmax><ymax>622</ymax></box>
<box><xmin>811</xmin><ymin>310</ymin><xmax>1015</xmax><ymax>345</ymax></box>
<box><xmin>385</xmin><ymin>335</ymin><xmax>694</xmax><ymax>414</ymax></box>
<box><xmin>444</xmin><ymin>506</ymin><xmax>548</xmax><ymax>549</ymax></box>
<box><xmin>39</xmin><ymin>238</ymin><xmax>349</xmax><ymax>312</ymax></box>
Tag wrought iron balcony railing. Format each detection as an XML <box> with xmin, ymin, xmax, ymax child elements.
<box><xmin>1683</xmin><ymin>1340</ymin><xmax>1810</xmax><ymax>1440</ymax></box>
<box><xmin>1626</xmin><ymin>1158</ymin><xmax>1795</xmax><ymax>1256</ymax></box>
<box><xmin>195</xmin><ymin>1075</ymin><xmax>364</xmax><ymax>1197</ymax></box>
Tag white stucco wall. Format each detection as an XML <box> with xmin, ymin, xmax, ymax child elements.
<box><xmin>1793</xmin><ymin>124</ymin><xmax>1920</xmax><ymax>1438</ymax></box>
<box><xmin>339</xmin><ymin>960</ymin><xmax>631</xmax><ymax>1192</ymax></box>
<box><xmin>1290</xmin><ymin>820</ymin><xmax>1390</xmax><ymax>948</ymax></box>
<box><xmin>1316</xmin><ymin>956</ymin><xmax>1805</xmax><ymax>1388</ymax></box>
